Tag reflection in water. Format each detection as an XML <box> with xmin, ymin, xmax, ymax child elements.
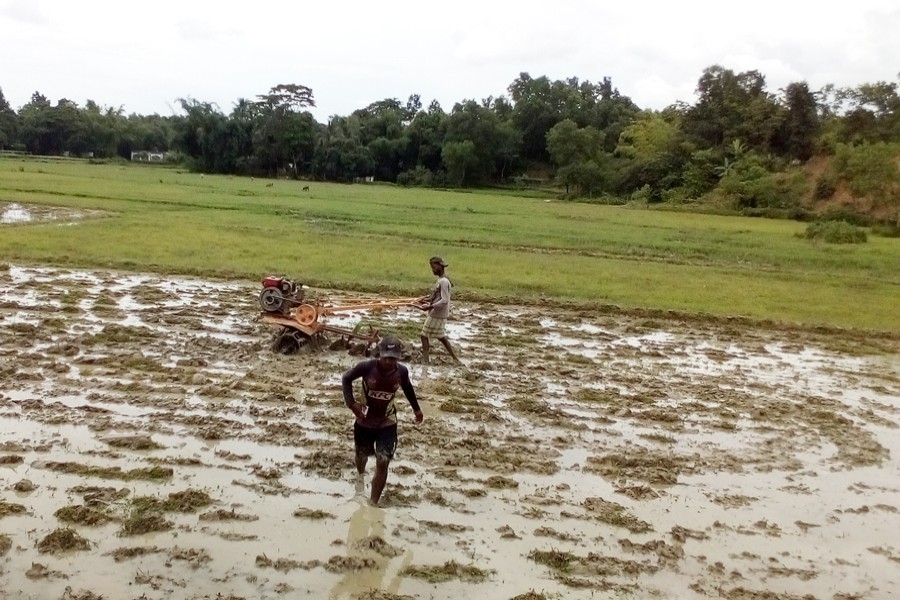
<box><xmin>1</xmin><ymin>203</ymin><xmax>32</xmax><ymax>223</ymax></box>
<box><xmin>329</xmin><ymin>502</ymin><xmax>412</xmax><ymax>600</ymax></box>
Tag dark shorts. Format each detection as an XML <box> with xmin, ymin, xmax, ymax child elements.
<box><xmin>354</xmin><ymin>423</ymin><xmax>398</xmax><ymax>461</ymax></box>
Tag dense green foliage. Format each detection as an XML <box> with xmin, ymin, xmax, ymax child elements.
<box><xmin>1</xmin><ymin>159</ymin><xmax>899</xmax><ymax>331</ymax></box>
<box><xmin>1</xmin><ymin>69</ymin><xmax>898</xmax><ymax>214</ymax></box>
<box><xmin>801</xmin><ymin>221</ymin><xmax>868</xmax><ymax>244</ymax></box>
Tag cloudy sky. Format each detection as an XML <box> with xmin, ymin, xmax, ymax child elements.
<box><xmin>1</xmin><ymin>0</ymin><xmax>898</xmax><ymax>121</ymax></box>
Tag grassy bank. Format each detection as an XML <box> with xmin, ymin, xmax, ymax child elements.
<box><xmin>1</xmin><ymin>157</ymin><xmax>898</xmax><ymax>332</ymax></box>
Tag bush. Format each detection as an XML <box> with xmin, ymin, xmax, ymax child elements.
<box><xmin>871</xmin><ymin>222</ymin><xmax>900</xmax><ymax>238</ymax></box>
<box><xmin>800</xmin><ymin>221</ymin><xmax>867</xmax><ymax>244</ymax></box>
<box><xmin>719</xmin><ymin>156</ymin><xmax>805</xmax><ymax>210</ymax></box>
<box><xmin>397</xmin><ymin>166</ymin><xmax>438</xmax><ymax>187</ymax></box>
<box><xmin>832</xmin><ymin>142</ymin><xmax>900</xmax><ymax>203</ymax></box>
<box><xmin>819</xmin><ymin>207</ymin><xmax>872</xmax><ymax>227</ymax></box>
<box><xmin>814</xmin><ymin>174</ymin><xmax>837</xmax><ymax>199</ymax></box>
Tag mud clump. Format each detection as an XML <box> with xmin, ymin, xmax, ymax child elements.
<box><xmin>25</xmin><ymin>562</ymin><xmax>68</xmax><ymax>580</ymax></box>
<box><xmin>60</xmin><ymin>588</ymin><xmax>105</xmax><ymax>600</ymax></box>
<box><xmin>296</xmin><ymin>449</ymin><xmax>347</xmax><ymax>480</ymax></box>
<box><xmin>37</xmin><ymin>528</ymin><xmax>91</xmax><ymax>554</ymax></box>
<box><xmin>168</xmin><ymin>546</ymin><xmax>212</xmax><ymax>568</ymax></box>
<box><xmin>0</xmin><ymin>454</ymin><xmax>23</xmax><ymax>465</ymax></box>
<box><xmin>13</xmin><ymin>479</ymin><xmax>37</xmax><ymax>492</ymax></box>
<box><xmin>0</xmin><ymin>534</ymin><xmax>11</xmax><ymax>556</ymax></box>
<box><xmin>293</xmin><ymin>507</ymin><xmax>335</xmax><ymax>520</ymax></box>
<box><xmin>509</xmin><ymin>592</ymin><xmax>551</xmax><ymax>600</ymax></box>
<box><xmin>102</xmin><ymin>435</ymin><xmax>163</xmax><ymax>451</ymax></box>
<box><xmin>54</xmin><ymin>505</ymin><xmax>112</xmax><ymax>526</ymax></box>
<box><xmin>163</xmin><ymin>488</ymin><xmax>214</xmax><ymax>512</ymax></box>
<box><xmin>528</xmin><ymin>549</ymin><xmax>577</xmax><ymax>572</ymax></box>
<box><xmin>353</xmin><ymin>592</ymin><xmax>415</xmax><ymax>600</ymax></box>
<box><xmin>402</xmin><ymin>560</ymin><xmax>493</xmax><ymax>582</ymax></box>
<box><xmin>355</xmin><ymin>535</ymin><xmax>403</xmax><ymax>557</ymax></box>
<box><xmin>584</xmin><ymin>450</ymin><xmax>685</xmax><ymax>485</ymax></box>
<box><xmin>583</xmin><ymin>497</ymin><xmax>653</xmax><ymax>534</ymax></box>
<box><xmin>70</xmin><ymin>486</ymin><xmax>130</xmax><ymax>506</ymax></box>
<box><xmin>40</xmin><ymin>461</ymin><xmax>173</xmax><ymax>481</ymax></box>
<box><xmin>199</xmin><ymin>508</ymin><xmax>259</xmax><ymax>522</ymax></box>
<box><xmin>105</xmin><ymin>546</ymin><xmax>162</xmax><ymax>562</ymax></box>
<box><xmin>484</xmin><ymin>475</ymin><xmax>519</xmax><ymax>489</ymax></box>
<box><xmin>0</xmin><ymin>500</ymin><xmax>27</xmax><ymax>518</ymax></box>
<box><xmin>325</xmin><ymin>555</ymin><xmax>378</xmax><ymax>573</ymax></box>
<box><xmin>119</xmin><ymin>512</ymin><xmax>172</xmax><ymax>536</ymax></box>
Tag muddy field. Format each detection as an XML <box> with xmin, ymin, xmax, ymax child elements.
<box><xmin>0</xmin><ymin>264</ymin><xmax>898</xmax><ymax>600</ymax></box>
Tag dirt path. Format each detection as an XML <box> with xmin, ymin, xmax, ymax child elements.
<box><xmin>0</xmin><ymin>264</ymin><xmax>898</xmax><ymax>600</ymax></box>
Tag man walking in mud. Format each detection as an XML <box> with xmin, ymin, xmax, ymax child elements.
<box><xmin>419</xmin><ymin>256</ymin><xmax>461</xmax><ymax>364</ymax></box>
<box><xmin>342</xmin><ymin>336</ymin><xmax>423</xmax><ymax>506</ymax></box>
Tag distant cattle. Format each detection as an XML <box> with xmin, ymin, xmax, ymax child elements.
<box><xmin>302</xmin><ymin>186</ymin><xmax>310</xmax><ymax>191</ymax></box>
<box><xmin>266</xmin><ymin>183</ymin><xmax>274</xmax><ymax>188</ymax></box>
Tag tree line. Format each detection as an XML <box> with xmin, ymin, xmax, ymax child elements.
<box><xmin>1</xmin><ymin>66</ymin><xmax>898</xmax><ymax>215</ymax></box>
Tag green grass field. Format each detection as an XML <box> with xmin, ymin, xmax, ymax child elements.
<box><xmin>1</xmin><ymin>157</ymin><xmax>898</xmax><ymax>332</ymax></box>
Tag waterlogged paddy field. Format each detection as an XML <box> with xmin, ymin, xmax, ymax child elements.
<box><xmin>0</xmin><ymin>265</ymin><xmax>899</xmax><ymax>600</ymax></box>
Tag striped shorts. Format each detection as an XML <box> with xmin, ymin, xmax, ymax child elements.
<box><xmin>421</xmin><ymin>315</ymin><xmax>447</xmax><ymax>338</ymax></box>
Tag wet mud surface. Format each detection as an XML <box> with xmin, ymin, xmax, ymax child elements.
<box><xmin>0</xmin><ymin>264</ymin><xmax>898</xmax><ymax>599</ymax></box>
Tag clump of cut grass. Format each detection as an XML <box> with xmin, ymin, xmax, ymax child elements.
<box><xmin>119</xmin><ymin>496</ymin><xmax>173</xmax><ymax>536</ymax></box>
<box><xmin>199</xmin><ymin>508</ymin><xmax>259</xmax><ymax>522</ymax></box>
<box><xmin>0</xmin><ymin>501</ymin><xmax>27</xmax><ymax>518</ymax></box>
<box><xmin>484</xmin><ymin>475</ymin><xmax>519</xmax><ymax>489</ymax></box>
<box><xmin>528</xmin><ymin>549</ymin><xmax>577</xmax><ymax>572</ymax></box>
<box><xmin>103</xmin><ymin>435</ymin><xmax>163</xmax><ymax>450</ymax></box>
<box><xmin>37</xmin><ymin>528</ymin><xmax>91</xmax><ymax>554</ymax></box>
<box><xmin>162</xmin><ymin>489</ymin><xmax>214</xmax><ymax>512</ymax></box>
<box><xmin>41</xmin><ymin>461</ymin><xmax>173</xmax><ymax>481</ymax></box>
<box><xmin>510</xmin><ymin>591</ymin><xmax>552</xmax><ymax>600</ymax></box>
<box><xmin>54</xmin><ymin>505</ymin><xmax>112</xmax><ymax>526</ymax></box>
<box><xmin>293</xmin><ymin>507</ymin><xmax>335</xmax><ymax>520</ymax></box>
<box><xmin>638</xmin><ymin>433</ymin><xmax>677</xmax><ymax>444</ymax></box>
<box><xmin>105</xmin><ymin>545</ymin><xmax>162</xmax><ymax>562</ymax></box>
<box><xmin>402</xmin><ymin>560</ymin><xmax>494</xmax><ymax>583</ymax></box>
<box><xmin>582</xmin><ymin>497</ymin><xmax>653</xmax><ymax>534</ymax></box>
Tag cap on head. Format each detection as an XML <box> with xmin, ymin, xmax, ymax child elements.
<box><xmin>429</xmin><ymin>256</ymin><xmax>448</xmax><ymax>267</ymax></box>
<box><xmin>378</xmin><ymin>336</ymin><xmax>402</xmax><ymax>359</ymax></box>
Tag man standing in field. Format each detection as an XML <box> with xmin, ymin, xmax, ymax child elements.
<box><xmin>419</xmin><ymin>256</ymin><xmax>461</xmax><ymax>364</ymax></box>
<box><xmin>342</xmin><ymin>336</ymin><xmax>424</xmax><ymax>506</ymax></box>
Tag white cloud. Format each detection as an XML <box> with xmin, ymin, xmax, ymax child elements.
<box><xmin>0</xmin><ymin>0</ymin><xmax>898</xmax><ymax>117</ymax></box>
<box><xmin>0</xmin><ymin>0</ymin><xmax>48</xmax><ymax>25</ymax></box>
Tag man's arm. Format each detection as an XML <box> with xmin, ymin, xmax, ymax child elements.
<box><xmin>399</xmin><ymin>366</ymin><xmax>424</xmax><ymax>423</ymax></box>
<box><xmin>341</xmin><ymin>362</ymin><xmax>369</xmax><ymax>419</ymax></box>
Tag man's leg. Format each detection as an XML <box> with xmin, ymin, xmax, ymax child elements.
<box><xmin>369</xmin><ymin>425</ymin><xmax>397</xmax><ymax>505</ymax></box>
<box><xmin>420</xmin><ymin>334</ymin><xmax>430</xmax><ymax>364</ymax></box>
<box><xmin>354</xmin><ymin>423</ymin><xmax>373</xmax><ymax>474</ymax></box>
<box><xmin>355</xmin><ymin>451</ymin><xmax>368</xmax><ymax>474</ymax></box>
<box><xmin>438</xmin><ymin>337</ymin><xmax>461</xmax><ymax>363</ymax></box>
<box><xmin>370</xmin><ymin>456</ymin><xmax>390</xmax><ymax>505</ymax></box>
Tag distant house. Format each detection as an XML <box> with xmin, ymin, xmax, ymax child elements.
<box><xmin>131</xmin><ymin>151</ymin><xmax>167</xmax><ymax>162</ymax></box>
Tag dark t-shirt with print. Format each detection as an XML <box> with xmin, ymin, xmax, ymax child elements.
<box><xmin>342</xmin><ymin>360</ymin><xmax>420</xmax><ymax>429</ymax></box>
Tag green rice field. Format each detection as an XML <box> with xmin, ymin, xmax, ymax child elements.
<box><xmin>1</xmin><ymin>157</ymin><xmax>898</xmax><ymax>332</ymax></box>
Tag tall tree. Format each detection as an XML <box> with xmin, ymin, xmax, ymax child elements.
<box><xmin>0</xmin><ymin>87</ymin><xmax>18</xmax><ymax>149</ymax></box>
<box><xmin>776</xmin><ymin>82</ymin><xmax>820</xmax><ymax>160</ymax></box>
<box><xmin>683</xmin><ymin>65</ymin><xmax>781</xmax><ymax>152</ymax></box>
<box><xmin>253</xmin><ymin>84</ymin><xmax>318</xmax><ymax>177</ymax></box>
